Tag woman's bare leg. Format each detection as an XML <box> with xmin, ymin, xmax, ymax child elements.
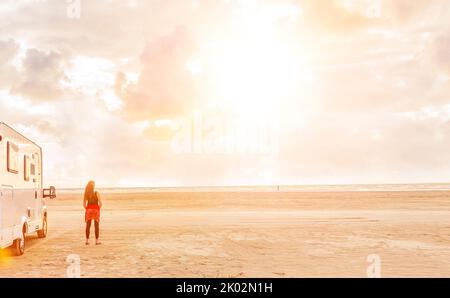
<box><xmin>86</xmin><ymin>220</ymin><xmax>92</xmax><ymax>244</ymax></box>
<box><xmin>95</xmin><ymin>221</ymin><xmax>101</xmax><ymax>245</ymax></box>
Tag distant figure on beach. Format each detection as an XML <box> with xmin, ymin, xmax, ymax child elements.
<box><xmin>83</xmin><ymin>181</ymin><xmax>102</xmax><ymax>245</ymax></box>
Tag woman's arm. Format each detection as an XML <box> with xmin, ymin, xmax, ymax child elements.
<box><xmin>97</xmin><ymin>192</ymin><xmax>103</xmax><ymax>208</ymax></box>
<box><xmin>83</xmin><ymin>198</ymin><xmax>87</xmax><ymax>209</ymax></box>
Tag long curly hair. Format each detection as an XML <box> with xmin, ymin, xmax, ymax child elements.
<box><xmin>83</xmin><ymin>180</ymin><xmax>96</xmax><ymax>203</ymax></box>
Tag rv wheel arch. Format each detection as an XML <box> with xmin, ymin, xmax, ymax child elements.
<box><xmin>12</xmin><ymin>224</ymin><xmax>27</xmax><ymax>256</ymax></box>
<box><xmin>18</xmin><ymin>216</ymin><xmax>30</xmax><ymax>236</ymax></box>
<box><xmin>37</xmin><ymin>213</ymin><xmax>48</xmax><ymax>238</ymax></box>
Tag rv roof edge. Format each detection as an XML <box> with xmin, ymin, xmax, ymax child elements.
<box><xmin>0</xmin><ymin>122</ymin><xmax>42</xmax><ymax>150</ymax></box>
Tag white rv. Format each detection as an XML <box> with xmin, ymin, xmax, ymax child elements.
<box><xmin>0</xmin><ymin>122</ymin><xmax>56</xmax><ymax>256</ymax></box>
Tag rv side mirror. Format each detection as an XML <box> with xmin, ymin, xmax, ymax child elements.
<box><xmin>44</xmin><ymin>186</ymin><xmax>57</xmax><ymax>199</ymax></box>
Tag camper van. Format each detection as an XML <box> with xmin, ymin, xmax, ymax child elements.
<box><xmin>0</xmin><ymin>122</ymin><xmax>56</xmax><ymax>256</ymax></box>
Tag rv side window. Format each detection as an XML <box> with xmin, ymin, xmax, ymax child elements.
<box><xmin>7</xmin><ymin>141</ymin><xmax>19</xmax><ymax>174</ymax></box>
<box><xmin>31</xmin><ymin>163</ymin><xmax>36</xmax><ymax>176</ymax></box>
<box><xmin>24</xmin><ymin>155</ymin><xmax>30</xmax><ymax>181</ymax></box>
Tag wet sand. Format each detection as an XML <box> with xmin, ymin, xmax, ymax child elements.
<box><xmin>1</xmin><ymin>191</ymin><xmax>450</xmax><ymax>277</ymax></box>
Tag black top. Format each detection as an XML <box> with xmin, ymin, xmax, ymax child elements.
<box><xmin>87</xmin><ymin>191</ymin><xmax>99</xmax><ymax>206</ymax></box>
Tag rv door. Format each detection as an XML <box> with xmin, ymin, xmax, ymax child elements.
<box><xmin>32</xmin><ymin>155</ymin><xmax>41</xmax><ymax>219</ymax></box>
<box><xmin>0</xmin><ymin>186</ymin><xmax>14</xmax><ymax>245</ymax></box>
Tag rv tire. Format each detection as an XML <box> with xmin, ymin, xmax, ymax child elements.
<box><xmin>12</xmin><ymin>227</ymin><xmax>26</xmax><ymax>256</ymax></box>
<box><xmin>37</xmin><ymin>215</ymin><xmax>48</xmax><ymax>238</ymax></box>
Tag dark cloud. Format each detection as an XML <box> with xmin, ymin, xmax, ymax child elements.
<box><xmin>11</xmin><ymin>48</ymin><xmax>69</xmax><ymax>101</ymax></box>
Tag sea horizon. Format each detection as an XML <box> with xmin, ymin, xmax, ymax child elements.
<box><xmin>57</xmin><ymin>182</ymin><xmax>450</xmax><ymax>194</ymax></box>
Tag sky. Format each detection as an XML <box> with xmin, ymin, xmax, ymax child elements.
<box><xmin>0</xmin><ymin>0</ymin><xmax>449</xmax><ymax>188</ymax></box>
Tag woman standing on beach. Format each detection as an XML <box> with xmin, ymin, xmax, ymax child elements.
<box><xmin>83</xmin><ymin>181</ymin><xmax>102</xmax><ymax>245</ymax></box>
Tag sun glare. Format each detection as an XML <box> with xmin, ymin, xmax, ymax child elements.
<box><xmin>198</xmin><ymin>2</ymin><xmax>306</xmax><ymax>123</ymax></box>
<box><xmin>212</xmin><ymin>36</ymin><xmax>300</xmax><ymax>114</ymax></box>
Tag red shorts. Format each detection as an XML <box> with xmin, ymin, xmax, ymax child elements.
<box><xmin>85</xmin><ymin>208</ymin><xmax>100</xmax><ymax>222</ymax></box>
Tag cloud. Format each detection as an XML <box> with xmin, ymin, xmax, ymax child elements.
<box><xmin>1</xmin><ymin>0</ymin><xmax>450</xmax><ymax>186</ymax></box>
<box><xmin>381</xmin><ymin>0</ymin><xmax>450</xmax><ymax>27</ymax></box>
<box><xmin>10</xmin><ymin>48</ymin><xmax>69</xmax><ymax>101</ymax></box>
<box><xmin>0</xmin><ymin>38</ymin><xmax>18</xmax><ymax>63</ymax></box>
<box><xmin>118</xmin><ymin>26</ymin><xmax>202</xmax><ymax>120</ymax></box>
<box><xmin>278</xmin><ymin>109</ymin><xmax>450</xmax><ymax>184</ymax></box>
<box><xmin>0</xmin><ymin>0</ymin><xmax>144</xmax><ymax>60</ymax></box>
<box><xmin>142</xmin><ymin>122</ymin><xmax>177</xmax><ymax>142</ymax></box>
<box><xmin>432</xmin><ymin>29</ymin><xmax>450</xmax><ymax>74</ymax></box>
<box><xmin>299</xmin><ymin>0</ymin><xmax>372</xmax><ymax>33</ymax></box>
<box><xmin>0</xmin><ymin>39</ymin><xmax>20</xmax><ymax>88</ymax></box>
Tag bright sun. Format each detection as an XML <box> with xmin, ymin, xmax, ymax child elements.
<box><xmin>212</xmin><ymin>35</ymin><xmax>301</xmax><ymax>115</ymax></box>
<box><xmin>187</xmin><ymin>2</ymin><xmax>306</xmax><ymax>123</ymax></box>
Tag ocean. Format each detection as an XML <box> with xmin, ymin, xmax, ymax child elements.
<box><xmin>57</xmin><ymin>183</ymin><xmax>450</xmax><ymax>195</ymax></box>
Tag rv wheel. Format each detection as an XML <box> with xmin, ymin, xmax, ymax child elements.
<box><xmin>37</xmin><ymin>215</ymin><xmax>48</xmax><ymax>238</ymax></box>
<box><xmin>13</xmin><ymin>228</ymin><xmax>26</xmax><ymax>256</ymax></box>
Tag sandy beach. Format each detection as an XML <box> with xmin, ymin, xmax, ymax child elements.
<box><xmin>1</xmin><ymin>190</ymin><xmax>450</xmax><ymax>277</ymax></box>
